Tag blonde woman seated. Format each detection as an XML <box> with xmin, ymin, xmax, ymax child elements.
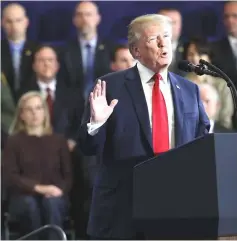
<box><xmin>2</xmin><ymin>91</ymin><xmax>72</xmax><ymax>239</ymax></box>
<box><xmin>184</xmin><ymin>38</ymin><xmax>234</xmax><ymax>129</ymax></box>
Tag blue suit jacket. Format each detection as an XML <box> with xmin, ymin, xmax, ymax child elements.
<box><xmin>79</xmin><ymin>65</ymin><xmax>210</xmax><ymax>239</ymax></box>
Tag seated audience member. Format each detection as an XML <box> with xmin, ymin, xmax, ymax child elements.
<box><xmin>19</xmin><ymin>44</ymin><xmax>83</xmax><ymax>152</ymax></box>
<box><xmin>2</xmin><ymin>91</ymin><xmax>72</xmax><ymax>239</ymax></box>
<box><xmin>19</xmin><ymin>44</ymin><xmax>86</xmax><ymax>239</ymax></box>
<box><xmin>1</xmin><ymin>72</ymin><xmax>16</xmax><ymax>149</ymax></box>
<box><xmin>110</xmin><ymin>43</ymin><xmax>135</xmax><ymax>71</ymax></box>
<box><xmin>199</xmin><ymin>83</ymin><xmax>234</xmax><ymax>133</ymax></box>
<box><xmin>184</xmin><ymin>38</ymin><xmax>234</xmax><ymax>129</ymax></box>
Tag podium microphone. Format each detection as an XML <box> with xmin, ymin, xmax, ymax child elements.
<box><xmin>178</xmin><ymin>60</ymin><xmax>220</xmax><ymax>77</ymax></box>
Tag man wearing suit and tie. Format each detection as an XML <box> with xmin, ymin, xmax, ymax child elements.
<box><xmin>210</xmin><ymin>1</ymin><xmax>237</xmax><ymax>89</ymax></box>
<box><xmin>79</xmin><ymin>14</ymin><xmax>210</xmax><ymax>239</ymax></box>
<box><xmin>61</xmin><ymin>1</ymin><xmax>111</xmax><ymax>100</ymax></box>
<box><xmin>1</xmin><ymin>3</ymin><xmax>38</xmax><ymax>102</ymax></box>
<box><xmin>210</xmin><ymin>1</ymin><xmax>237</xmax><ymax>129</ymax></box>
<box><xmin>19</xmin><ymin>45</ymin><xmax>82</xmax><ymax>152</ymax></box>
<box><xmin>158</xmin><ymin>8</ymin><xmax>186</xmax><ymax>76</ymax></box>
<box><xmin>60</xmin><ymin>2</ymin><xmax>111</xmax><ymax>238</ymax></box>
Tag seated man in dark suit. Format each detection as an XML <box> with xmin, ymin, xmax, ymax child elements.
<box><xmin>79</xmin><ymin>14</ymin><xmax>210</xmax><ymax>239</ymax></box>
<box><xmin>199</xmin><ymin>83</ymin><xmax>235</xmax><ymax>133</ymax></box>
<box><xmin>1</xmin><ymin>3</ymin><xmax>38</xmax><ymax>102</ymax></box>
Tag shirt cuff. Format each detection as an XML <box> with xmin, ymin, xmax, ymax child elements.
<box><xmin>87</xmin><ymin>120</ymin><xmax>106</xmax><ymax>136</ymax></box>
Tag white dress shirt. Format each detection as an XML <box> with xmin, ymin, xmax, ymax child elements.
<box><xmin>37</xmin><ymin>79</ymin><xmax>57</xmax><ymax>100</ymax></box>
<box><xmin>209</xmin><ymin>119</ymin><xmax>215</xmax><ymax>133</ymax></box>
<box><xmin>87</xmin><ymin>61</ymin><xmax>175</xmax><ymax>149</ymax></box>
<box><xmin>79</xmin><ymin>36</ymin><xmax>97</xmax><ymax>74</ymax></box>
<box><xmin>228</xmin><ymin>35</ymin><xmax>237</xmax><ymax>59</ymax></box>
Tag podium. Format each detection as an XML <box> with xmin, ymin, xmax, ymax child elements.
<box><xmin>133</xmin><ymin>133</ymin><xmax>237</xmax><ymax>239</ymax></box>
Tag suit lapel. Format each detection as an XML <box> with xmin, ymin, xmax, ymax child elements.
<box><xmin>69</xmin><ymin>40</ymin><xmax>83</xmax><ymax>80</ymax></box>
<box><xmin>168</xmin><ymin>72</ymin><xmax>184</xmax><ymax>147</ymax></box>
<box><xmin>20</xmin><ymin>41</ymin><xmax>33</xmax><ymax>81</ymax></box>
<box><xmin>222</xmin><ymin>38</ymin><xmax>237</xmax><ymax>68</ymax></box>
<box><xmin>94</xmin><ymin>40</ymin><xmax>105</xmax><ymax>79</ymax></box>
<box><xmin>2</xmin><ymin>40</ymin><xmax>14</xmax><ymax>89</ymax></box>
<box><xmin>124</xmin><ymin>66</ymin><xmax>152</xmax><ymax>150</ymax></box>
<box><xmin>53</xmin><ymin>81</ymin><xmax>64</xmax><ymax>126</ymax></box>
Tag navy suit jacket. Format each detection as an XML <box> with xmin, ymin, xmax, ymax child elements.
<box><xmin>79</xmin><ymin>65</ymin><xmax>210</xmax><ymax>239</ymax></box>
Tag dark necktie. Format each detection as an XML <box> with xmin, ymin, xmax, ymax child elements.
<box><xmin>84</xmin><ymin>43</ymin><xmax>94</xmax><ymax>99</ymax></box>
<box><xmin>152</xmin><ymin>73</ymin><xmax>169</xmax><ymax>155</ymax></box>
<box><xmin>13</xmin><ymin>47</ymin><xmax>21</xmax><ymax>90</ymax></box>
<box><xmin>46</xmin><ymin>87</ymin><xmax>53</xmax><ymax>122</ymax></box>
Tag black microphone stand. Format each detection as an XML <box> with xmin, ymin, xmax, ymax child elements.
<box><xmin>199</xmin><ymin>59</ymin><xmax>237</xmax><ymax>128</ymax></box>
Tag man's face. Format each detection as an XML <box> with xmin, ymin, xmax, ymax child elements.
<box><xmin>33</xmin><ymin>47</ymin><xmax>59</xmax><ymax>82</ymax></box>
<box><xmin>73</xmin><ymin>2</ymin><xmax>101</xmax><ymax>35</ymax></box>
<box><xmin>200</xmin><ymin>87</ymin><xmax>219</xmax><ymax>120</ymax></box>
<box><xmin>159</xmin><ymin>10</ymin><xmax>182</xmax><ymax>42</ymax></box>
<box><xmin>223</xmin><ymin>2</ymin><xmax>237</xmax><ymax>38</ymax></box>
<box><xmin>2</xmin><ymin>5</ymin><xmax>29</xmax><ymax>41</ymax></box>
<box><xmin>133</xmin><ymin>23</ymin><xmax>172</xmax><ymax>72</ymax></box>
<box><xmin>111</xmin><ymin>48</ymin><xmax>135</xmax><ymax>71</ymax></box>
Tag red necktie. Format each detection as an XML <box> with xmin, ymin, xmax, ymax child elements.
<box><xmin>46</xmin><ymin>87</ymin><xmax>53</xmax><ymax>122</ymax></box>
<box><xmin>152</xmin><ymin>73</ymin><xmax>169</xmax><ymax>155</ymax></box>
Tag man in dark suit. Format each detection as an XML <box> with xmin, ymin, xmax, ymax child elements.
<box><xmin>210</xmin><ymin>1</ymin><xmax>237</xmax><ymax>90</ymax></box>
<box><xmin>60</xmin><ymin>1</ymin><xmax>111</xmax><ymax>100</ymax></box>
<box><xmin>19</xmin><ymin>44</ymin><xmax>83</xmax><ymax>150</ymax></box>
<box><xmin>199</xmin><ymin>83</ymin><xmax>236</xmax><ymax>133</ymax></box>
<box><xmin>1</xmin><ymin>3</ymin><xmax>38</xmax><ymax>102</ymax></box>
<box><xmin>60</xmin><ymin>2</ymin><xmax>111</xmax><ymax>238</ymax></box>
<box><xmin>158</xmin><ymin>8</ymin><xmax>186</xmax><ymax>76</ymax></box>
<box><xmin>210</xmin><ymin>1</ymin><xmax>237</xmax><ymax>130</ymax></box>
<box><xmin>79</xmin><ymin>14</ymin><xmax>210</xmax><ymax>239</ymax></box>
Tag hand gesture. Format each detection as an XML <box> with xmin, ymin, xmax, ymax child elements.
<box><xmin>90</xmin><ymin>79</ymin><xmax>118</xmax><ymax>123</ymax></box>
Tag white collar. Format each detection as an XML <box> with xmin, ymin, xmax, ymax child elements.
<box><xmin>37</xmin><ymin>79</ymin><xmax>57</xmax><ymax>92</ymax></box>
<box><xmin>79</xmin><ymin>35</ymin><xmax>97</xmax><ymax>49</ymax></box>
<box><xmin>209</xmin><ymin>119</ymin><xmax>215</xmax><ymax>133</ymax></box>
<box><xmin>228</xmin><ymin>35</ymin><xmax>237</xmax><ymax>44</ymax></box>
<box><xmin>136</xmin><ymin>61</ymin><xmax>168</xmax><ymax>84</ymax></box>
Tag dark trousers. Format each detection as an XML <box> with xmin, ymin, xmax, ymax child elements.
<box><xmin>9</xmin><ymin>194</ymin><xmax>68</xmax><ymax>239</ymax></box>
<box><xmin>71</xmin><ymin>150</ymin><xmax>99</xmax><ymax>240</ymax></box>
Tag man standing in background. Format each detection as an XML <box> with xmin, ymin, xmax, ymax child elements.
<box><xmin>60</xmin><ymin>2</ymin><xmax>111</xmax><ymax>238</ymax></box>
<box><xmin>1</xmin><ymin>3</ymin><xmax>38</xmax><ymax>102</ymax></box>
<box><xmin>210</xmin><ymin>1</ymin><xmax>237</xmax><ymax>129</ymax></box>
<box><xmin>158</xmin><ymin>8</ymin><xmax>186</xmax><ymax>76</ymax></box>
<box><xmin>61</xmin><ymin>1</ymin><xmax>111</xmax><ymax>100</ymax></box>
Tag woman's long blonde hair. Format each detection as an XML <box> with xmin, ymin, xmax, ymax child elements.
<box><xmin>9</xmin><ymin>91</ymin><xmax>53</xmax><ymax>135</ymax></box>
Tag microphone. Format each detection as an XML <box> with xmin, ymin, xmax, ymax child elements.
<box><xmin>178</xmin><ymin>60</ymin><xmax>220</xmax><ymax>77</ymax></box>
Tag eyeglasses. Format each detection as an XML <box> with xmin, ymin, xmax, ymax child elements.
<box><xmin>35</xmin><ymin>58</ymin><xmax>57</xmax><ymax>64</ymax></box>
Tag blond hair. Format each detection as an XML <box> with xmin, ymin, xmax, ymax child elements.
<box><xmin>128</xmin><ymin>14</ymin><xmax>172</xmax><ymax>55</ymax></box>
<box><xmin>9</xmin><ymin>91</ymin><xmax>52</xmax><ymax>135</ymax></box>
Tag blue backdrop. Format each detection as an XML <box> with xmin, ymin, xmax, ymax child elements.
<box><xmin>1</xmin><ymin>1</ymin><xmax>226</xmax><ymax>44</ymax></box>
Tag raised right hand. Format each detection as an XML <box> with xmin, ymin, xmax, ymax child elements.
<box><xmin>90</xmin><ymin>79</ymin><xmax>118</xmax><ymax>123</ymax></box>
